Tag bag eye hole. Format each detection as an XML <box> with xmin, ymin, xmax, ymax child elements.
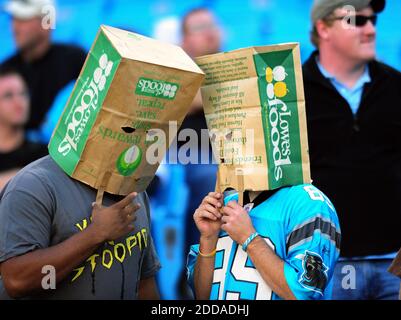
<box><xmin>121</xmin><ymin>126</ymin><xmax>136</xmax><ymax>134</ymax></box>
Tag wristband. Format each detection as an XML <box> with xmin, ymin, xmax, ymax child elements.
<box><xmin>242</xmin><ymin>232</ymin><xmax>259</xmax><ymax>252</ymax></box>
<box><xmin>199</xmin><ymin>248</ymin><xmax>216</xmax><ymax>258</ymax></box>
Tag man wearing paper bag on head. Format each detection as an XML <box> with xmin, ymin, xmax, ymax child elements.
<box><xmin>186</xmin><ymin>44</ymin><xmax>341</xmax><ymax>300</ymax></box>
<box><xmin>0</xmin><ymin>25</ymin><xmax>204</xmax><ymax>300</ymax></box>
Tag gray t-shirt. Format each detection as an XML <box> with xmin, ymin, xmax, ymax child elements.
<box><xmin>0</xmin><ymin>156</ymin><xmax>160</xmax><ymax>300</ymax></box>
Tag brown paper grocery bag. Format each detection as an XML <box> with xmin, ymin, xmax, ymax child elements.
<box><xmin>196</xmin><ymin>43</ymin><xmax>311</xmax><ymax>194</ymax></box>
<box><xmin>49</xmin><ymin>25</ymin><xmax>204</xmax><ymax>200</ymax></box>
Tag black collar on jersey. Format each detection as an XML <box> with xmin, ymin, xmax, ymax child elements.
<box><xmin>243</xmin><ymin>188</ymin><xmax>282</xmax><ymax>209</ymax></box>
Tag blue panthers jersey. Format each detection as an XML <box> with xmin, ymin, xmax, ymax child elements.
<box><xmin>187</xmin><ymin>184</ymin><xmax>341</xmax><ymax>300</ymax></box>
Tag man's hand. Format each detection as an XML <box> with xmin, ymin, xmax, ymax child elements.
<box><xmin>91</xmin><ymin>192</ymin><xmax>139</xmax><ymax>243</ymax></box>
<box><xmin>193</xmin><ymin>192</ymin><xmax>223</xmax><ymax>299</ymax></box>
<box><xmin>193</xmin><ymin>192</ymin><xmax>223</xmax><ymax>239</ymax></box>
<box><xmin>0</xmin><ymin>192</ymin><xmax>142</xmax><ymax>298</ymax></box>
<box><xmin>221</xmin><ymin>201</ymin><xmax>256</xmax><ymax>245</ymax></box>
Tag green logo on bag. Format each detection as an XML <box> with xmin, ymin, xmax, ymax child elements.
<box><xmin>254</xmin><ymin>49</ymin><xmax>303</xmax><ymax>189</ymax></box>
<box><xmin>116</xmin><ymin>145</ymin><xmax>142</xmax><ymax>176</ymax></box>
<box><xmin>265</xmin><ymin>65</ymin><xmax>292</xmax><ymax>181</ymax></box>
<box><xmin>135</xmin><ymin>77</ymin><xmax>179</xmax><ymax>100</ymax></box>
<box><xmin>57</xmin><ymin>53</ymin><xmax>115</xmax><ymax>156</ymax></box>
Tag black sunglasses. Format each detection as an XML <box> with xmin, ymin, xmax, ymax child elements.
<box><xmin>329</xmin><ymin>14</ymin><xmax>378</xmax><ymax>27</ymax></box>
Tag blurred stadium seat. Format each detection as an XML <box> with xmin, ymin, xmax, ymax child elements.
<box><xmin>149</xmin><ymin>163</ymin><xmax>189</xmax><ymax>299</ymax></box>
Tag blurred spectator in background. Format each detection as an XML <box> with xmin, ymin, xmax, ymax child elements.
<box><xmin>181</xmin><ymin>7</ymin><xmax>222</xmax><ymax>117</ymax></box>
<box><xmin>1</xmin><ymin>0</ymin><xmax>86</xmax><ymax>136</ymax></box>
<box><xmin>177</xmin><ymin>8</ymin><xmax>222</xmax><ymax>298</ymax></box>
<box><xmin>182</xmin><ymin>8</ymin><xmax>221</xmax><ymax>59</ymax></box>
<box><xmin>304</xmin><ymin>0</ymin><xmax>401</xmax><ymax>299</ymax></box>
<box><xmin>0</xmin><ymin>66</ymin><xmax>47</xmax><ymax>190</ymax></box>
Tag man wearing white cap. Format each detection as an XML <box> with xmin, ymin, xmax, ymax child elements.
<box><xmin>1</xmin><ymin>0</ymin><xmax>86</xmax><ymax>133</ymax></box>
<box><xmin>304</xmin><ymin>0</ymin><xmax>401</xmax><ymax>299</ymax></box>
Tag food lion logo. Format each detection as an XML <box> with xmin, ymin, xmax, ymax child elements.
<box><xmin>58</xmin><ymin>53</ymin><xmax>114</xmax><ymax>156</ymax></box>
<box><xmin>264</xmin><ymin>65</ymin><xmax>292</xmax><ymax>181</ymax></box>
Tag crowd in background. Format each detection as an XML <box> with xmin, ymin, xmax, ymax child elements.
<box><xmin>0</xmin><ymin>0</ymin><xmax>400</xmax><ymax>300</ymax></box>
